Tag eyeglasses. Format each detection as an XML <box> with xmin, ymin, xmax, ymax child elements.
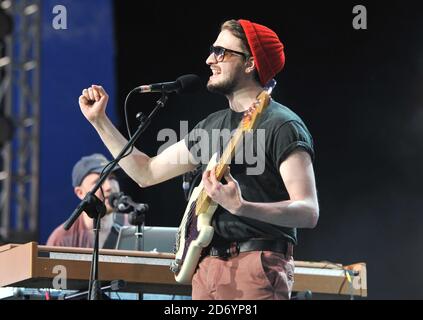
<box><xmin>209</xmin><ymin>45</ymin><xmax>248</xmax><ymax>62</ymax></box>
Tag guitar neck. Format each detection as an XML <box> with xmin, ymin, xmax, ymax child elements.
<box><xmin>215</xmin><ymin>127</ymin><xmax>244</xmax><ymax>179</ymax></box>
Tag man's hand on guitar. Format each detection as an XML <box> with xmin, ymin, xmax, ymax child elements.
<box><xmin>202</xmin><ymin>167</ymin><xmax>243</xmax><ymax>215</ymax></box>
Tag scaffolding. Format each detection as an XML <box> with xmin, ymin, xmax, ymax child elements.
<box><xmin>0</xmin><ymin>0</ymin><xmax>40</xmax><ymax>243</ymax></box>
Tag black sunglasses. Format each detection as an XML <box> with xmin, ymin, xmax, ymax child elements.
<box><xmin>209</xmin><ymin>45</ymin><xmax>248</xmax><ymax>62</ymax></box>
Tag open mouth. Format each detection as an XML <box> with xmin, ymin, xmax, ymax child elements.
<box><xmin>210</xmin><ymin>68</ymin><xmax>221</xmax><ymax>77</ymax></box>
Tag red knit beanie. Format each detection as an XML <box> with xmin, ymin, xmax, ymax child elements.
<box><xmin>238</xmin><ymin>19</ymin><xmax>285</xmax><ymax>86</ymax></box>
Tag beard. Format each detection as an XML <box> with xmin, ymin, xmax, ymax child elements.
<box><xmin>207</xmin><ymin>76</ymin><xmax>238</xmax><ymax>95</ymax></box>
<box><xmin>207</xmin><ymin>65</ymin><xmax>243</xmax><ymax>95</ymax></box>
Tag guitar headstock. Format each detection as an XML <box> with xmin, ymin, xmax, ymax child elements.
<box><xmin>241</xmin><ymin>91</ymin><xmax>271</xmax><ymax>131</ymax></box>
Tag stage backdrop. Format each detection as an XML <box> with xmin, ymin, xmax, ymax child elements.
<box><xmin>39</xmin><ymin>0</ymin><xmax>117</xmax><ymax>244</ymax></box>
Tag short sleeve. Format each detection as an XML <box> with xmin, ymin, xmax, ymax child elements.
<box><xmin>271</xmin><ymin>120</ymin><xmax>314</xmax><ymax>169</ymax></box>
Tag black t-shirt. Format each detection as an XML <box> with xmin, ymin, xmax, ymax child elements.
<box><xmin>184</xmin><ymin>99</ymin><xmax>314</xmax><ymax>246</ymax></box>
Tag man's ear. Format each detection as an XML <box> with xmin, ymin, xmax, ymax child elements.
<box><xmin>245</xmin><ymin>57</ymin><xmax>256</xmax><ymax>74</ymax></box>
<box><xmin>74</xmin><ymin>186</ymin><xmax>84</xmax><ymax>200</ymax></box>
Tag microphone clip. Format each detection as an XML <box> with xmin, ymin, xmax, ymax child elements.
<box><xmin>109</xmin><ymin>192</ymin><xmax>149</xmax><ymax>214</ymax></box>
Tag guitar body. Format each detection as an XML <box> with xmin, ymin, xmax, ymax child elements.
<box><xmin>172</xmin><ymin>153</ymin><xmax>219</xmax><ymax>284</ymax></box>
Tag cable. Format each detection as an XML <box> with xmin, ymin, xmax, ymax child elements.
<box><xmin>124</xmin><ymin>88</ymin><xmax>139</xmax><ymax>139</ymax></box>
<box><xmin>184</xmin><ymin>166</ymin><xmax>202</xmax><ymax>201</ymax></box>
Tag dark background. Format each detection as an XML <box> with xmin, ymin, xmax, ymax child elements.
<box><xmin>112</xmin><ymin>1</ymin><xmax>423</xmax><ymax>299</ymax></box>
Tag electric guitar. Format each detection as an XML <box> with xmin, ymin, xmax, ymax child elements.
<box><xmin>171</xmin><ymin>88</ymin><xmax>273</xmax><ymax>284</ymax></box>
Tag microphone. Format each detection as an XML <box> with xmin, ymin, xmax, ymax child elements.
<box><xmin>136</xmin><ymin>74</ymin><xmax>201</xmax><ymax>94</ymax></box>
<box><xmin>108</xmin><ymin>192</ymin><xmax>149</xmax><ymax>213</ymax></box>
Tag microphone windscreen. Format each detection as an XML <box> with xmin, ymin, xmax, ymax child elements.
<box><xmin>176</xmin><ymin>74</ymin><xmax>202</xmax><ymax>94</ymax></box>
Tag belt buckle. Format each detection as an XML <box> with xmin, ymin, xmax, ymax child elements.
<box><xmin>210</xmin><ymin>242</ymin><xmax>240</xmax><ymax>259</ymax></box>
<box><xmin>224</xmin><ymin>242</ymin><xmax>240</xmax><ymax>259</ymax></box>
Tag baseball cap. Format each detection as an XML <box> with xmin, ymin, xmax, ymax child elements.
<box><xmin>72</xmin><ymin>153</ymin><xmax>119</xmax><ymax>187</ymax></box>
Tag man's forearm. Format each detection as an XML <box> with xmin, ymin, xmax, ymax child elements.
<box><xmin>235</xmin><ymin>199</ymin><xmax>319</xmax><ymax>229</ymax></box>
<box><xmin>92</xmin><ymin>117</ymin><xmax>151</xmax><ymax>186</ymax></box>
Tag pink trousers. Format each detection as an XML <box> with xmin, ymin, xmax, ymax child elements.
<box><xmin>192</xmin><ymin>250</ymin><xmax>295</xmax><ymax>300</ymax></box>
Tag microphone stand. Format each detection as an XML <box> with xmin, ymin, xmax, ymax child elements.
<box><xmin>128</xmin><ymin>209</ymin><xmax>146</xmax><ymax>300</ymax></box>
<box><xmin>129</xmin><ymin>210</ymin><xmax>146</xmax><ymax>251</ymax></box>
<box><xmin>63</xmin><ymin>93</ymin><xmax>169</xmax><ymax>300</ymax></box>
